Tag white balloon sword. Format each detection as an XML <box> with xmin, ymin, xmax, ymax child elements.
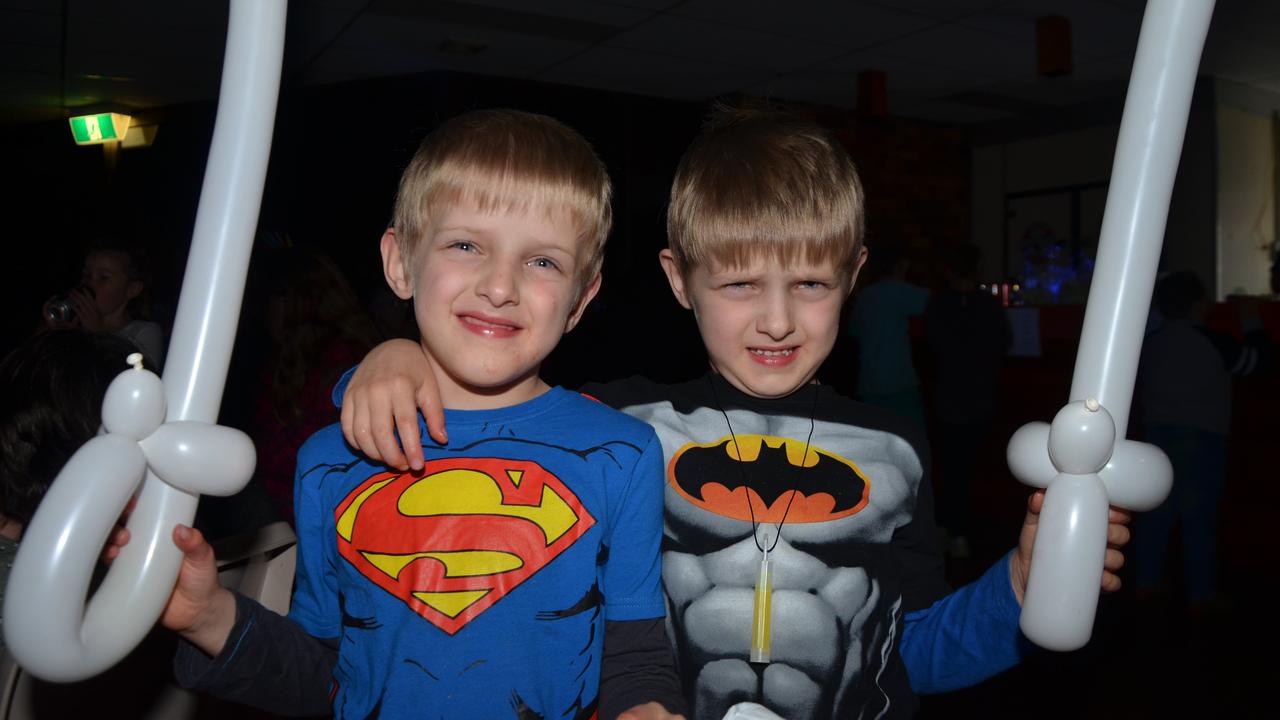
<box><xmin>1007</xmin><ymin>0</ymin><xmax>1216</xmax><ymax>652</ymax></box>
<box><xmin>3</xmin><ymin>0</ymin><xmax>287</xmax><ymax>681</ymax></box>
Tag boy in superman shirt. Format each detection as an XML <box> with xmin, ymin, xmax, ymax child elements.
<box><xmin>127</xmin><ymin>110</ymin><xmax>686</xmax><ymax>719</ymax></box>
<box><xmin>340</xmin><ymin>108</ymin><xmax>1133</xmax><ymax>719</ymax></box>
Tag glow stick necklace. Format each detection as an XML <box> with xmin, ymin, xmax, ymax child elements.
<box><xmin>707</xmin><ymin>375</ymin><xmax>820</xmax><ymax>664</ymax></box>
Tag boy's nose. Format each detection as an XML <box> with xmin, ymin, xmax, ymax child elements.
<box><xmin>758</xmin><ymin>292</ymin><xmax>795</xmax><ymax>339</ymax></box>
<box><xmin>477</xmin><ymin>262</ymin><xmax>519</xmax><ymax>306</ymax></box>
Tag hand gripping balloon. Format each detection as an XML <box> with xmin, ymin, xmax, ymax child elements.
<box><xmin>1006</xmin><ymin>0</ymin><xmax>1215</xmax><ymax>652</ymax></box>
<box><xmin>3</xmin><ymin>0</ymin><xmax>287</xmax><ymax>682</ymax></box>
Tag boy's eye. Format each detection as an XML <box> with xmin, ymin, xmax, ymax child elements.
<box><xmin>529</xmin><ymin>257</ymin><xmax>561</xmax><ymax>271</ymax></box>
<box><xmin>448</xmin><ymin>241</ymin><xmax>476</xmax><ymax>252</ymax></box>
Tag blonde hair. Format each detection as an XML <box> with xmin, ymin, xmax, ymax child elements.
<box><xmin>392</xmin><ymin>109</ymin><xmax>612</xmax><ymax>290</ymax></box>
<box><xmin>667</xmin><ymin>107</ymin><xmax>865</xmax><ymax>283</ymax></box>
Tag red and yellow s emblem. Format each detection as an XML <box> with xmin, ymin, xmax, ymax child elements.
<box><xmin>335</xmin><ymin>457</ymin><xmax>594</xmax><ymax>635</ymax></box>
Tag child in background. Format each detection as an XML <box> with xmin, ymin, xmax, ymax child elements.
<box><xmin>1135</xmin><ymin>271</ymin><xmax>1271</xmax><ymax>618</ymax></box>
<box><xmin>249</xmin><ymin>246</ymin><xmax>379</xmax><ymax>524</ymax></box>
<box><xmin>43</xmin><ymin>242</ymin><xmax>166</xmax><ymax>368</ymax></box>
<box><xmin>847</xmin><ymin>242</ymin><xmax>929</xmax><ymax>429</ymax></box>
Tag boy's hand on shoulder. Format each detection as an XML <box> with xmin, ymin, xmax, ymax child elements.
<box><xmin>340</xmin><ymin>338</ymin><xmax>446</xmax><ymax>471</ymax></box>
<box><xmin>1012</xmin><ymin>490</ymin><xmax>1133</xmax><ymax>605</ymax></box>
<box><xmin>617</xmin><ymin>702</ymin><xmax>686</xmax><ymax>720</ymax></box>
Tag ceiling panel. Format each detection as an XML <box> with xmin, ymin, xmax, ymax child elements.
<box><xmin>596</xmin><ymin>0</ymin><xmax>684</xmax><ymax>10</ymax></box>
<box><xmin>744</xmin><ymin>71</ymin><xmax>859</xmax><ymax>108</ymax></box>
<box><xmin>446</xmin><ymin>0</ymin><xmax>652</xmax><ymax>26</ymax></box>
<box><xmin>68</xmin><ymin>0</ymin><xmax>228</xmax><ymax>33</ymax></box>
<box><xmin>959</xmin><ymin>0</ymin><xmax>1142</xmax><ymax>61</ymax></box>
<box><xmin>888</xmin><ymin>92</ymin><xmax>1015</xmax><ymax>123</ymax></box>
<box><xmin>604</xmin><ymin>14</ymin><xmax>846</xmax><ymax>72</ymax></box>
<box><xmin>817</xmin><ymin>51</ymin><xmax>985</xmax><ymax>96</ymax></box>
<box><xmin>671</xmin><ymin>0</ymin><xmax>933</xmax><ymax>48</ymax></box>
<box><xmin>858</xmin><ymin>0</ymin><xmax>1013</xmax><ymax>21</ymax></box>
<box><xmin>4</xmin><ymin>0</ymin><xmax>1280</xmax><ymax>126</ymax></box>
<box><xmin>872</xmin><ymin>22</ymin><xmax>1036</xmax><ymax>83</ymax></box>
<box><xmin>1208</xmin><ymin>0</ymin><xmax>1280</xmax><ymax>50</ymax></box>
<box><xmin>332</xmin><ymin>11</ymin><xmax>591</xmax><ymax>76</ymax></box>
<box><xmin>540</xmin><ymin>44</ymin><xmax>768</xmax><ymax>99</ymax></box>
<box><xmin>0</xmin><ymin>7</ymin><xmax>60</xmax><ymax>46</ymax></box>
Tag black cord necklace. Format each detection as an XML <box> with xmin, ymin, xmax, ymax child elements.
<box><xmin>706</xmin><ymin>374</ymin><xmax>821</xmax><ymax>552</ymax></box>
<box><xmin>706</xmin><ymin>373</ymin><xmax>821</xmax><ymax>665</ymax></box>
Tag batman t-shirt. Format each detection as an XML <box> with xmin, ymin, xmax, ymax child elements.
<box><xmin>288</xmin><ymin>387</ymin><xmax>667</xmax><ymax>720</ymax></box>
<box><xmin>584</xmin><ymin>372</ymin><xmax>949</xmax><ymax>720</ymax></box>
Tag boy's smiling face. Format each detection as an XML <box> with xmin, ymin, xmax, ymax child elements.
<box><xmin>382</xmin><ymin>197</ymin><xmax>599</xmax><ymax>410</ymax></box>
<box><xmin>661</xmin><ymin>248</ymin><xmax>864</xmax><ymax>399</ymax></box>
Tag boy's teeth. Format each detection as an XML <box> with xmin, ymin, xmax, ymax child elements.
<box><xmin>751</xmin><ymin>348</ymin><xmax>793</xmax><ymax>357</ymax></box>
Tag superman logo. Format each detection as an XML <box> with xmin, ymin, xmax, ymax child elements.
<box><xmin>668</xmin><ymin>435</ymin><xmax>870</xmax><ymax>523</ymax></box>
<box><xmin>335</xmin><ymin>457</ymin><xmax>594</xmax><ymax>635</ymax></box>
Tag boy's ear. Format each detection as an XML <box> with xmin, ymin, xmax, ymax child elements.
<box><xmin>565</xmin><ymin>273</ymin><xmax>603</xmax><ymax>333</ymax></box>
<box><xmin>380</xmin><ymin>229</ymin><xmax>414</xmax><ymax>300</ymax></box>
<box><xmin>846</xmin><ymin>246</ymin><xmax>869</xmax><ymax>296</ymax></box>
<box><xmin>658</xmin><ymin>249</ymin><xmax>693</xmax><ymax>310</ymax></box>
<box><xmin>125</xmin><ymin>280</ymin><xmax>144</xmax><ymax>301</ymax></box>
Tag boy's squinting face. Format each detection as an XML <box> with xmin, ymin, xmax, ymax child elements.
<box><xmin>661</xmin><ymin>249</ymin><xmax>863</xmax><ymax>399</ymax></box>
<box><xmin>383</xmin><ymin>198</ymin><xmax>599</xmax><ymax>409</ymax></box>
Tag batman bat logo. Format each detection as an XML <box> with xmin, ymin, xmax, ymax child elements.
<box><xmin>668</xmin><ymin>435</ymin><xmax>870</xmax><ymax>522</ymax></box>
<box><xmin>334</xmin><ymin>457</ymin><xmax>594</xmax><ymax>635</ymax></box>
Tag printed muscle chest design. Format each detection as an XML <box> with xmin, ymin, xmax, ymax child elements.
<box><xmin>669</xmin><ymin>435</ymin><xmax>870</xmax><ymax>522</ymax></box>
<box><xmin>335</xmin><ymin>457</ymin><xmax>595</xmax><ymax>635</ymax></box>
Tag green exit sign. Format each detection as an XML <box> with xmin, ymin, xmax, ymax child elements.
<box><xmin>68</xmin><ymin>113</ymin><xmax>131</xmax><ymax>145</ymax></box>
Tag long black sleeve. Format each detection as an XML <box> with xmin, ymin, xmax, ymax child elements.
<box><xmin>173</xmin><ymin>592</ymin><xmax>336</xmax><ymax>717</ymax></box>
<box><xmin>599</xmin><ymin>618</ymin><xmax>687</xmax><ymax>719</ymax></box>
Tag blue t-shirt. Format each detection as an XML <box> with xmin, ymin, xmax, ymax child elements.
<box><xmin>288</xmin><ymin>387</ymin><xmax>666</xmax><ymax>719</ymax></box>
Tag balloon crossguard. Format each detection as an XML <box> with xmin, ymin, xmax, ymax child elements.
<box><xmin>2</xmin><ymin>0</ymin><xmax>287</xmax><ymax>682</ymax></box>
<box><xmin>1007</xmin><ymin>0</ymin><xmax>1215</xmax><ymax>652</ymax></box>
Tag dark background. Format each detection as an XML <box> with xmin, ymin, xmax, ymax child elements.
<box><xmin>3</xmin><ymin>3</ymin><xmax>1279</xmax><ymax>716</ymax></box>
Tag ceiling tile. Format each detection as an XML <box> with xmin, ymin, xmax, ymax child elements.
<box><xmin>605</xmin><ymin>14</ymin><xmax>846</xmax><ymax>72</ymax></box>
<box><xmin>69</xmin><ymin>0</ymin><xmax>228</xmax><ymax>33</ymax></box>
<box><xmin>816</xmin><ymin>51</ymin><xmax>984</xmax><ymax>96</ymax></box>
<box><xmin>958</xmin><ymin>0</ymin><xmax>1142</xmax><ymax>61</ymax></box>
<box><xmin>859</xmin><ymin>0</ymin><xmax>1011</xmax><ymax>21</ymax></box>
<box><xmin>889</xmin><ymin>92</ymin><xmax>1014</xmax><ymax>123</ymax></box>
<box><xmin>871</xmin><ymin>22</ymin><xmax>1036</xmax><ymax>83</ymax></box>
<box><xmin>540</xmin><ymin>44</ymin><xmax>767</xmax><ymax>100</ymax></box>
<box><xmin>443</xmin><ymin>0</ymin><xmax>652</xmax><ymax>26</ymax></box>
<box><xmin>671</xmin><ymin>0</ymin><xmax>933</xmax><ymax>48</ymax></box>
<box><xmin>0</xmin><ymin>8</ymin><xmax>61</xmax><ymax>46</ymax></box>
<box><xmin>744</xmin><ymin>72</ymin><xmax>859</xmax><ymax>108</ymax></box>
<box><xmin>0</xmin><ymin>39</ymin><xmax>58</xmax><ymax>74</ymax></box>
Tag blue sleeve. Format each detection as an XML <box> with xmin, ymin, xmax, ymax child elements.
<box><xmin>287</xmin><ymin>445</ymin><xmax>342</xmax><ymax>638</ymax></box>
<box><xmin>332</xmin><ymin>365</ymin><xmax>357</xmax><ymax>407</ymax></box>
<box><xmin>601</xmin><ymin>433</ymin><xmax>667</xmax><ymax>622</ymax></box>
<box><xmin>899</xmin><ymin>551</ymin><xmax>1032</xmax><ymax>694</ymax></box>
